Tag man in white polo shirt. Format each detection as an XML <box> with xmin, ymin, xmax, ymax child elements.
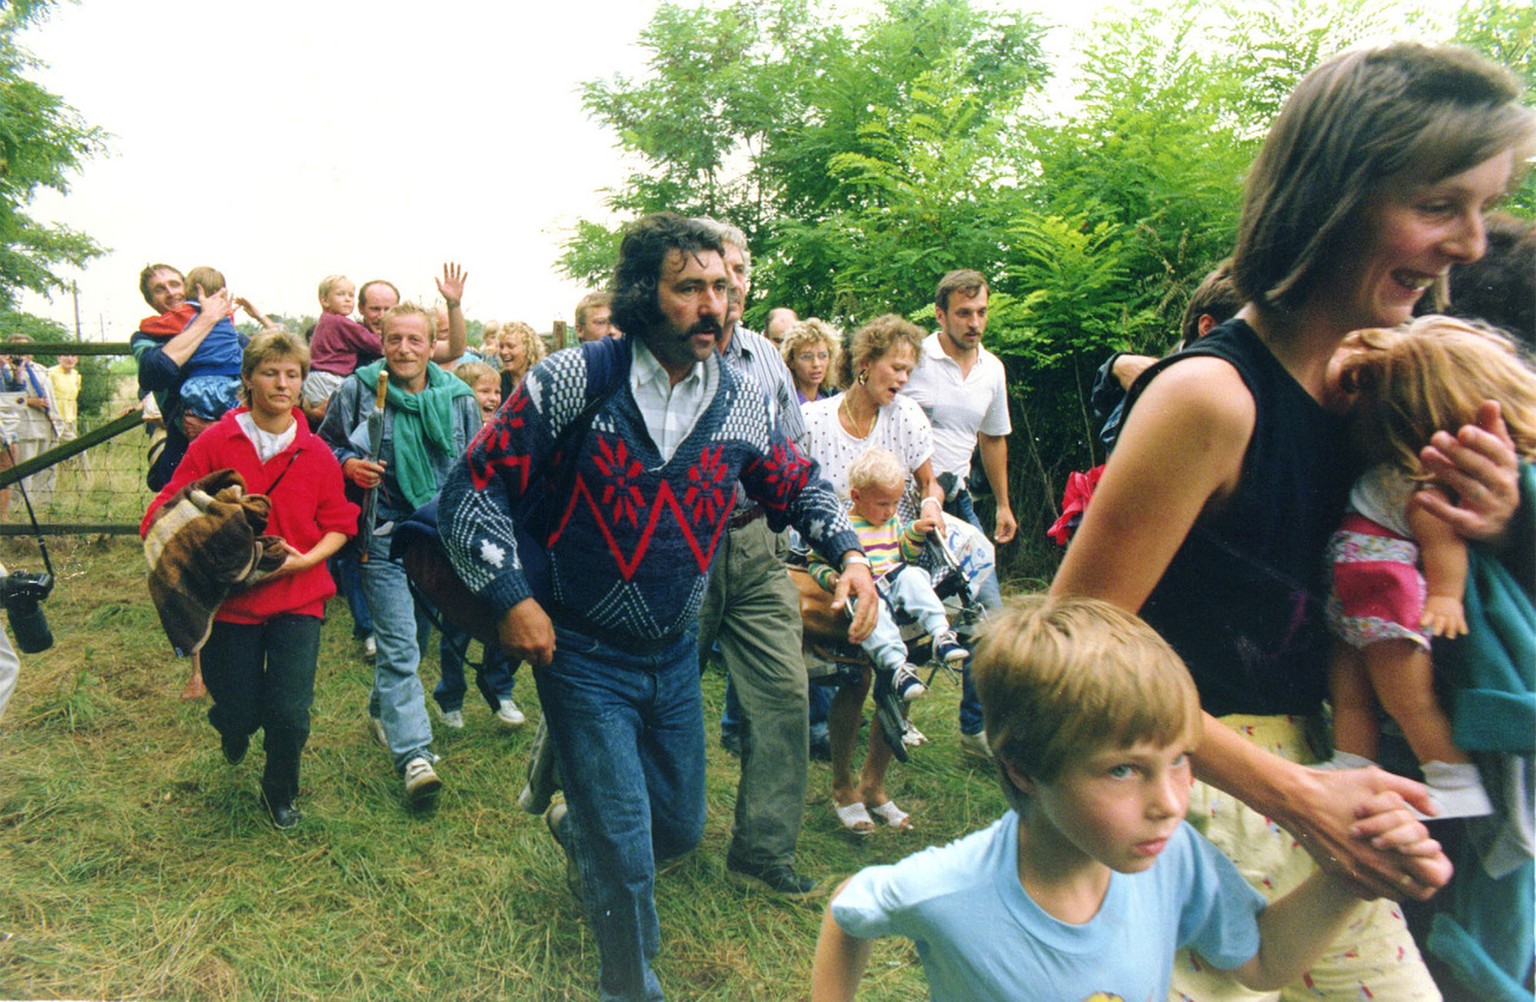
<box><xmin>900</xmin><ymin>268</ymin><xmax>1015</xmax><ymax>758</ymax></box>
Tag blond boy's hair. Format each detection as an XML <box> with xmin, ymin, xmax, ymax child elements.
<box><xmin>185</xmin><ymin>265</ymin><xmax>227</xmax><ymax>300</ymax></box>
<box><xmin>846</xmin><ymin>447</ymin><xmax>907</xmax><ymax>495</ymax></box>
<box><xmin>973</xmin><ymin>595</ymin><xmax>1202</xmax><ymax>812</ymax></box>
<box><xmin>1345</xmin><ymin>314</ymin><xmax>1536</xmax><ymax>475</ymax></box>
<box><xmin>454</xmin><ymin>360</ymin><xmax>498</xmax><ymax>388</ymax></box>
<box><xmin>238</xmin><ymin>330</ymin><xmax>310</xmax><ymax>406</ymax></box>
<box><xmin>318</xmin><ymin>274</ymin><xmax>353</xmax><ymax>302</ymax></box>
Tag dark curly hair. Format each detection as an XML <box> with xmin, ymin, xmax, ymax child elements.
<box><xmin>609</xmin><ymin>214</ymin><xmax>725</xmax><ymax>339</ymax></box>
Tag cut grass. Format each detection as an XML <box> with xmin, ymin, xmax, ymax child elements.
<box><xmin>0</xmin><ymin>536</ymin><xmax>1011</xmax><ymax>1000</ymax></box>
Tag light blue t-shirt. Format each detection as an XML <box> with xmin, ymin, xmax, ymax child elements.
<box><xmin>832</xmin><ymin>812</ymin><xmax>1266</xmax><ymax>1002</ymax></box>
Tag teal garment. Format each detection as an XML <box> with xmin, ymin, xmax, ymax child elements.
<box><xmin>352</xmin><ymin>360</ymin><xmax>474</xmax><ymax>510</ymax></box>
<box><xmin>1428</xmin><ymin>462</ymin><xmax>1535</xmax><ymax>1001</ymax></box>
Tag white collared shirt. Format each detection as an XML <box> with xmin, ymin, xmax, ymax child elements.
<box><xmin>629</xmin><ymin>337</ymin><xmax>716</xmax><ymax>463</ymax></box>
<box><xmin>900</xmin><ymin>332</ymin><xmax>1011</xmax><ymax>481</ymax></box>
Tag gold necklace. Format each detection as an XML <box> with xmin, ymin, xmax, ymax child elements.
<box><xmin>840</xmin><ymin>392</ymin><xmax>875</xmax><ymax>439</ymax></box>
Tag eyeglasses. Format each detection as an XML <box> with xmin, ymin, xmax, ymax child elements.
<box><xmin>795</xmin><ymin>351</ymin><xmax>830</xmax><ymax>362</ymax></box>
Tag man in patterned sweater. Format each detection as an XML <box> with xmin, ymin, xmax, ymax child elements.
<box><xmin>438</xmin><ymin>213</ymin><xmax>876</xmax><ymax>1002</ymax></box>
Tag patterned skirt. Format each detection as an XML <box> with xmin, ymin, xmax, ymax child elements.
<box><xmin>1326</xmin><ymin>512</ymin><xmax>1430</xmax><ymax>651</ymax></box>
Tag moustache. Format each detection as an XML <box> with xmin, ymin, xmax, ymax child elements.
<box><xmin>688</xmin><ymin>320</ymin><xmax>723</xmax><ymax>337</ymax></box>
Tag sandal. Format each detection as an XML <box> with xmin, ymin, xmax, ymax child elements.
<box><xmin>867</xmin><ymin>800</ymin><xmax>912</xmax><ymax>831</ymax></box>
<box><xmin>834</xmin><ymin>799</ymin><xmax>875</xmax><ymax>836</ymax></box>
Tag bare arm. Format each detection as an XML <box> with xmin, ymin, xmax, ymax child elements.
<box><xmin>161</xmin><ymin>285</ymin><xmax>235</xmax><ymax>369</ymax></box>
<box><xmin>810</xmin><ymin>880</ymin><xmax>873</xmax><ymax>1002</ymax></box>
<box><xmin>1408</xmin><ymin>493</ymin><xmax>1469</xmax><ymax>638</ymax></box>
<box><xmin>1227</xmin><ymin>871</ymin><xmax>1359</xmax><ymax>990</ymax></box>
<box><xmin>1051</xmin><ymin>359</ymin><xmax>1446</xmax><ymax>900</ymax></box>
<box><xmin>977</xmin><ymin>431</ymin><xmax>1015</xmax><ymax>544</ymax></box>
<box><xmin>1112</xmin><ymin>352</ymin><xmax>1157</xmax><ymax>390</ymax></box>
<box><xmin>234</xmin><ymin>296</ymin><xmax>276</xmax><ymax>330</ymax></box>
<box><xmin>1051</xmin><ymin>357</ymin><xmax>1248</xmax><ymax>609</ymax></box>
<box><xmin>268</xmin><ymin>530</ymin><xmax>349</xmax><ymax>581</ymax></box>
<box><xmin>1189</xmin><ymin>722</ymin><xmax>1442</xmax><ymax>899</ymax></box>
<box><xmin>1226</xmin><ymin>792</ymin><xmax>1445</xmax><ymax>990</ymax></box>
<box><xmin>434</xmin><ymin>263</ymin><xmax>468</xmax><ymax>362</ymax></box>
<box><xmin>912</xmin><ymin>457</ymin><xmax>947</xmax><ymax>534</ymax></box>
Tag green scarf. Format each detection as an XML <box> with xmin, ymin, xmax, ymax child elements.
<box><xmin>353</xmin><ymin>360</ymin><xmax>473</xmax><ymax>510</ymax></box>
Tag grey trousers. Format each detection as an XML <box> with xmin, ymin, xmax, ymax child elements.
<box><xmin>697</xmin><ymin>516</ymin><xmax>807</xmax><ymax>869</ymax></box>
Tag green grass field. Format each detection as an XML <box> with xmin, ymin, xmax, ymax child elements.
<box><xmin>0</xmin><ymin>535</ymin><xmax>1017</xmax><ymax>1000</ymax></box>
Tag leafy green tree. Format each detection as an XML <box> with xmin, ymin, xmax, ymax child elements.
<box><xmin>1454</xmin><ymin>0</ymin><xmax>1536</xmax><ymax>212</ymax></box>
<box><xmin>567</xmin><ymin>0</ymin><xmax>1050</xmax><ymax>329</ymax></box>
<box><xmin>0</xmin><ymin>1</ymin><xmax>106</xmax><ymax>312</ymax></box>
<box><xmin>569</xmin><ymin>0</ymin><xmax>1535</xmax><ymax>578</ymax></box>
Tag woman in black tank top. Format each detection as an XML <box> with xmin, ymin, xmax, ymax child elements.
<box><xmin>1049</xmin><ymin>42</ymin><xmax>1532</xmax><ymax>1000</ymax></box>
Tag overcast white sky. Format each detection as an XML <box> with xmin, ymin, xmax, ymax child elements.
<box><xmin>14</xmin><ymin>0</ymin><xmax>1453</xmax><ymax>340</ymax></box>
<box><xmin>17</xmin><ymin>0</ymin><xmax>667</xmax><ymax>337</ymax></box>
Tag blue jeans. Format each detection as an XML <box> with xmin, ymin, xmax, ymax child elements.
<box><xmin>329</xmin><ymin>546</ymin><xmax>373</xmax><ymax>638</ymax></box>
<box><xmin>946</xmin><ymin>488</ymin><xmax>999</xmax><ymax>736</ymax></box>
<box><xmin>433</xmin><ymin>624</ymin><xmax>516</xmax><ymax>713</ymax></box>
<box><xmin>536</xmin><ymin>625</ymin><xmax>705</xmax><ymax>1002</ymax></box>
<box><xmin>359</xmin><ymin>527</ymin><xmax>435</xmax><ymax>772</ymax></box>
<box><xmin>862</xmin><ymin>565</ymin><xmax>950</xmax><ymax>673</ymax></box>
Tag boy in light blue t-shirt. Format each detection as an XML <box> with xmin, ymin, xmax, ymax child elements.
<box><xmin>812</xmin><ymin>595</ymin><xmax>1443</xmax><ymax>1002</ymax></box>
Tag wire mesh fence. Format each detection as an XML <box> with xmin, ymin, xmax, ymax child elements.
<box><xmin>0</xmin><ymin>365</ymin><xmax>154</xmax><ymax>535</ymax></box>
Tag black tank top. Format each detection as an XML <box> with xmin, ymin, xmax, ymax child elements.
<box><xmin>1124</xmin><ymin>320</ymin><xmax>1355</xmax><ymax>717</ymax></box>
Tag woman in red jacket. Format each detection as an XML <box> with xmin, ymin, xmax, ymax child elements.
<box><xmin>143</xmin><ymin>331</ymin><xmax>357</xmax><ymax>829</ymax></box>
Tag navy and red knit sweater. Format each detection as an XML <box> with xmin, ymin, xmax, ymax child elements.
<box><xmin>438</xmin><ymin>337</ymin><xmax>860</xmax><ymax>643</ymax></box>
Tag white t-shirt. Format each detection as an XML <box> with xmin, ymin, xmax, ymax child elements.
<box><xmin>802</xmin><ymin>393</ymin><xmax>932</xmax><ymax>521</ymax></box>
<box><xmin>833</xmin><ymin>813</ymin><xmax>1266</xmax><ymax>1002</ymax></box>
<box><xmin>235</xmin><ymin>412</ymin><xmax>298</xmax><ymax>463</ymax></box>
<box><xmin>901</xmin><ymin>332</ymin><xmax>1010</xmax><ymax>482</ymax></box>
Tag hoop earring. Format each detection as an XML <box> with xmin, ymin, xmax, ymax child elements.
<box><xmin>857</xmin><ymin>370</ymin><xmax>868</xmax><ymax>385</ymax></box>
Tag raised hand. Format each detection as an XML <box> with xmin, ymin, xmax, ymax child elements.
<box><xmin>437</xmin><ymin>262</ymin><xmax>468</xmax><ymax>307</ymax></box>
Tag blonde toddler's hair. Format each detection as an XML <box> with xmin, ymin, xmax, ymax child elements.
<box><xmin>1344</xmin><ymin>315</ymin><xmax>1536</xmax><ymax>477</ymax></box>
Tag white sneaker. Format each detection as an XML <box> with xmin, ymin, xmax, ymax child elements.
<box><xmin>902</xmin><ymin>720</ymin><xmax>928</xmax><ymax>747</ymax></box>
<box><xmin>495</xmin><ymin>698</ymin><xmax>527</xmax><ymax>729</ymax></box>
<box><xmin>404</xmin><ymin>756</ymin><xmax>442</xmax><ymax>803</ymax></box>
<box><xmin>369</xmin><ymin>715</ymin><xmax>388</xmax><ymax>749</ymax></box>
<box><xmin>959</xmin><ymin>729</ymin><xmax>992</xmax><ymax>761</ymax></box>
<box><xmin>363</xmin><ymin>634</ymin><xmax>376</xmax><ymax>658</ymax></box>
<box><xmin>437</xmin><ymin>707</ymin><xmax>465</xmax><ymax>730</ymax></box>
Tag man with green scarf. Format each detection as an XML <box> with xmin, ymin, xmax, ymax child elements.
<box><xmin>319</xmin><ymin>301</ymin><xmax>482</xmax><ymax>803</ymax></box>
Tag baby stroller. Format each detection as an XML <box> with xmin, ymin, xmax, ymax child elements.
<box><xmin>799</xmin><ymin>523</ymin><xmax>991</xmax><ymax>763</ymax></box>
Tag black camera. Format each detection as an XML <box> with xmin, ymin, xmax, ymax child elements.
<box><xmin>0</xmin><ymin>568</ymin><xmax>53</xmax><ymax>653</ymax></box>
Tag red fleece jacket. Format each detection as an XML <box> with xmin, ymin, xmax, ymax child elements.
<box><xmin>142</xmin><ymin>409</ymin><xmax>358</xmax><ymax>623</ymax></box>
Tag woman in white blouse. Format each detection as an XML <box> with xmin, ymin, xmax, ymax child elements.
<box><xmin>801</xmin><ymin>315</ymin><xmax>945</xmax><ymax>834</ymax></box>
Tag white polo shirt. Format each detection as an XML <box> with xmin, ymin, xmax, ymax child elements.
<box><xmin>900</xmin><ymin>332</ymin><xmax>1010</xmax><ymax>482</ymax></box>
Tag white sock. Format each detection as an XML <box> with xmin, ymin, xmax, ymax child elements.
<box><xmin>1421</xmin><ymin>760</ymin><xmax>1494</xmax><ymax>819</ymax></box>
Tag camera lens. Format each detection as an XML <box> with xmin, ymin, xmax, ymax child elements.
<box><xmin>6</xmin><ymin>595</ymin><xmax>52</xmax><ymax>653</ymax></box>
